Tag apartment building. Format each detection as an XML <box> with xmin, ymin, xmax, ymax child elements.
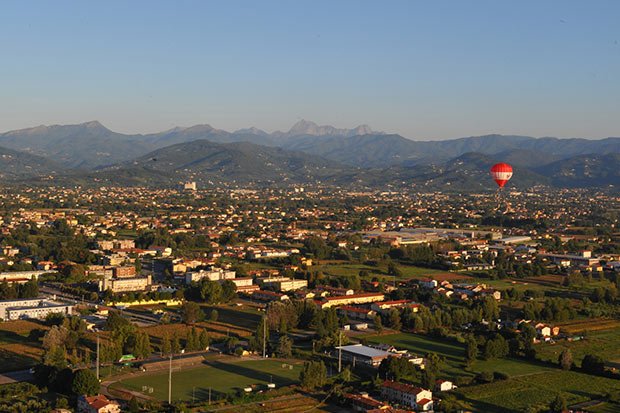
<box><xmin>0</xmin><ymin>298</ymin><xmax>73</xmax><ymax>321</ymax></box>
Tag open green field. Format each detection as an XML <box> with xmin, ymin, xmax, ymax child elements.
<box><xmin>312</xmin><ymin>262</ymin><xmax>444</xmax><ymax>281</ymax></box>
<box><xmin>112</xmin><ymin>359</ymin><xmax>303</xmax><ymax>402</ymax></box>
<box><xmin>363</xmin><ymin>332</ymin><xmax>552</xmax><ymax>378</ymax></box>
<box><xmin>363</xmin><ymin>332</ymin><xmax>520</xmax><ymax>377</ymax></box>
<box><xmin>199</xmin><ymin>305</ymin><xmax>263</xmax><ymax>331</ymax></box>
<box><xmin>457</xmin><ymin>370</ymin><xmax>620</xmax><ymax>413</ymax></box>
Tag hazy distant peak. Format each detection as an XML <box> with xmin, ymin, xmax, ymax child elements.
<box><xmin>234</xmin><ymin>126</ymin><xmax>269</xmax><ymax>136</ymax></box>
<box><xmin>82</xmin><ymin>120</ymin><xmax>105</xmax><ymax>128</ymax></box>
<box><xmin>280</xmin><ymin>119</ymin><xmax>382</xmax><ymax>138</ymax></box>
<box><xmin>178</xmin><ymin>124</ymin><xmax>220</xmax><ymax>134</ymax></box>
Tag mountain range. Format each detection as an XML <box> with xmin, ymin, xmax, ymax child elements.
<box><xmin>0</xmin><ymin>120</ymin><xmax>618</xmax><ymax>190</ymax></box>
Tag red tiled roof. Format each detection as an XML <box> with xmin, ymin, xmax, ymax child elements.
<box><xmin>339</xmin><ymin>305</ymin><xmax>373</xmax><ymax>313</ymax></box>
<box><xmin>324</xmin><ymin>292</ymin><xmax>384</xmax><ymax>301</ymax></box>
<box><xmin>85</xmin><ymin>394</ymin><xmax>116</xmax><ymax>409</ymax></box>
<box><xmin>382</xmin><ymin>380</ymin><xmax>425</xmax><ymax>395</ymax></box>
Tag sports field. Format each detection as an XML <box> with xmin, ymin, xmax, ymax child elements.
<box><xmin>112</xmin><ymin>359</ymin><xmax>303</xmax><ymax>402</ymax></box>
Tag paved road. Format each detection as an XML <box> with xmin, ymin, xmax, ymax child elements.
<box><xmin>0</xmin><ymin>369</ymin><xmax>33</xmax><ymax>385</ymax></box>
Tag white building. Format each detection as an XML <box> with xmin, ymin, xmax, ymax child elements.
<box><xmin>0</xmin><ymin>271</ymin><xmax>53</xmax><ymax>284</ymax></box>
<box><xmin>0</xmin><ymin>298</ymin><xmax>73</xmax><ymax>321</ymax></box>
<box><xmin>381</xmin><ymin>380</ymin><xmax>433</xmax><ymax>411</ymax></box>
<box><xmin>98</xmin><ymin>275</ymin><xmax>152</xmax><ymax>293</ymax></box>
<box><xmin>185</xmin><ymin>268</ymin><xmax>236</xmax><ymax>284</ymax></box>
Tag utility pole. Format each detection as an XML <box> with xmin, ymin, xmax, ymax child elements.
<box><xmin>262</xmin><ymin>316</ymin><xmax>266</xmax><ymax>358</ymax></box>
<box><xmin>338</xmin><ymin>330</ymin><xmax>342</xmax><ymax>373</ymax></box>
<box><xmin>208</xmin><ymin>387</ymin><xmax>211</xmax><ymax>405</ymax></box>
<box><xmin>168</xmin><ymin>354</ymin><xmax>172</xmax><ymax>405</ymax></box>
<box><xmin>96</xmin><ymin>334</ymin><xmax>100</xmax><ymax>380</ymax></box>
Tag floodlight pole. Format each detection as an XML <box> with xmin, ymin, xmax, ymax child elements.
<box><xmin>96</xmin><ymin>334</ymin><xmax>100</xmax><ymax>380</ymax></box>
<box><xmin>262</xmin><ymin>316</ymin><xmax>267</xmax><ymax>358</ymax></box>
<box><xmin>338</xmin><ymin>330</ymin><xmax>342</xmax><ymax>373</ymax></box>
<box><xmin>168</xmin><ymin>354</ymin><xmax>172</xmax><ymax>405</ymax></box>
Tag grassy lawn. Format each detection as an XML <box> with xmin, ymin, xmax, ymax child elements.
<box><xmin>363</xmin><ymin>332</ymin><xmax>554</xmax><ymax>379</ymax></box>
<box><xmin>200</xmin><ymin>305</ymin><xmax>263</xmax><ymax>331</ymax></box>
<box><xmin>113</xmin><ymin>359</ymin><xmax>303</xmax><ymax>402</ymax></box>
<box><xmin>457</xmin><ymin>370</ymin><xmax>620</xmax><ymax>413</ymax></box>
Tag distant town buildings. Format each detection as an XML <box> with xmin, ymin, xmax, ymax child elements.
<box><xmin>98</xmin><ymin>274</ymin><xmax>153</xmax><ymax>293</ymax></box>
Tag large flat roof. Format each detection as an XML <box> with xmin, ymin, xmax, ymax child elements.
<box><xmin>335</xmin><ymin>344</ymin><xmax>391</xmax><ymax>359</ymax></box>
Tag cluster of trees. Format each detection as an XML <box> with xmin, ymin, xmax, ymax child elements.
<box><xmin>103</xmin><ymin>288</ymin><xmax>184</xmax><ymax>304</ymax></box>
<box><xmin>159</xmin><ymin>328</ymin><xmax>209</xmax><ymax>355</ymax></box>
<box><xmin>590</xmin><ymin>283</ymin><xmax>618</xmax><ymax>304</ymax></box>
<box><xmin>1</xmin><ymin>220</ymin><xmax>97</xmax><ymax>264</ymax></box>
<box><xmin>523</xmin><ymin>297</ymin><xmax>576</xmax><ymax>322</ymax></box>
<box><xmin>0</xmin><ymin>382</ymin><xmax>51</xmax><ymax>413</ymax></box>
<box><xmin>481</xmin><ymin>334</ymin><xmax>510</xmax><ymax>360</ymax></box>
<box><xmin>185</xmin><ymin>279</ymin><xmax>237</xmax><ymax>304</ymax></box>
<box><xmin>105</xmin><ymin>311</ymin><xmax>152</xmax><ymax>357</ymax></box>
<box><xmin>135</xmin><ymin>228</ymin><xmax>213</xmax><ymax>255</ymax></box>
<box><xmin>34</xmin><ymin>364</ymin><xmax>99</xmax><ymax>399</ymax></box>
<box><xmin>378</xmin><ymin>355</ymin><xmax>417</xmax><ymax>381</ymax></box>
<box><xmin>0</xmin><ymin>279</ymin><xmax>38</xmax><ymax>300</ymax></box>
<box><xmin>465</xmin><ymin>323</ymin><xmax>538</xmax><ymax>365</ymax></box>
<box><xmin>493</xmin><ymin>254</ymin><xmax>548</xmax><ymax>279</ymax></box>
<box><xmin>389</xmin><ymin>244</ymin><xmax>446</xmax><ymax>269</ymax></box>
<box><xmin>386</xmin><ymin>298</ymin><xmax>499</xmax><ymax>334</ymax></box>
<box><xmin>317</xmin><ymin>274</ymin><xmax>362</xmax><ymax>291</ymax></box>
<box><xmin>303</xmin><ymin>236</ymin><xmax>332</xmax><ymax>260</ymax></box>
<box><xmin>36</xmin><ymin>316</ymin><xmax>100</xmax><ymax>398</ymax></box>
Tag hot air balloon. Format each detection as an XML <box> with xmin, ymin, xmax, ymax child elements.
<box><xmin>490</xmin><ymin>163</ymin><xmax>513</xmax><ymax>188</ymax></box>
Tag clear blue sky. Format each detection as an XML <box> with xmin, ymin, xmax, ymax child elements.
<box><xmin>1</xmin><ymin>0</ymin><xmax>619</xmax><ymax>139</ymax></box>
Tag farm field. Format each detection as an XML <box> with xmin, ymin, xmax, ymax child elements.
<box><xmin>457</xmin><ymin>370</ymin><xmax>620</xmax><ymax>413</ymax></box>
<box><xmin>535</xmin><ymin>325</ymin><xmax>620</xmax><ymax>365</ymax></box>
<box><xmin>586</xmin><ymin>401</ymin><xmax>620</xmax><ymax>413</ymax></box>
<box><xmin>311</xmin><ymin>262</ymin><xmax>447</xmax><ymax>281</ymax></box>
<box><xmin>112</xmin><ymin>359</ymin><xmax>304</xmax><ymax>402</ymax></box>
<box><xmin>0</xmin><ymin>320</ymin><xmax>48</xmax><ymax>372</ymax></box>
<box><xmin>212</xmin><ymin>393</ymin><xmax>339</xmax><ymax>413</ymax></box>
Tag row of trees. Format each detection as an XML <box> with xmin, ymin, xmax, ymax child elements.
<box><xmin>0</xmin><ymin>279</ymin><xmax>38</xmax><ymax>300</ymax></box>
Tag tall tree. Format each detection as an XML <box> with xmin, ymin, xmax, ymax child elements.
<box><xmin>199</xmin><ymin>329</ymin><xmax>210</xmax><ymax>350</ymax></box>
<box><xmin>44</xmin><ymin>345</ymin><xmax>68</xmax><ymax>370</ymax></box>
<box><xmin>276</xmin><ymin>335</ymin><xmax>292</xmax><ymax>358</ymax></box>
<box><xmin>171</xmin><ymin>332</ymin><xmax>181</xmax><ymax>354</ymax></box>
<box><xmin>161</xmin><ymin>333</ymin><xmax>172</xmax><ymax>355</ymax></box>
<box><xmin>299</xmin><ymin>361</ymin><xmax>327</xmax><ymax>390</ymax></box>
<box><xmin>466</xmin><ymin>336</ymin><xmax>478</xmax><ymax>366</ymax></box>
<box><xmin>180</xmin><ymin>301</ymin><xmax>203</xmax><ymax>325</ymax></box>
<box><xmin>71</xmin><ymin>369</ymin><xmax>100</xmax><ymax>396</ymax></box>
<box><xmin>558</xmin><ymin>349</ymin><xmax>573</xmax><ymax>371</ymax></box>
<box><xmin>250</xmin><ymin>316</ymin><xmax>268</xmax><ymax>353</ymax></box>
